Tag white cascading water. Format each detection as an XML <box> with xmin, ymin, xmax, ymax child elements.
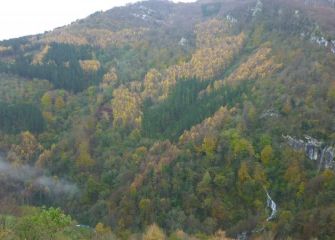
<box><xmin>283</xmin><ymin>135</ymin><xmax>335</xmax><ymax>171</ymax></box>
<box><xmin>266</xmin><ymin>190</ymin><xmax>277</xmax><ymax>221</ymax></box>
<box><xmin>318</xmin><ymin>147</ymin><xmax>327</xmax><ymax>173</ymax></box>
<box><xmin>237</xmin><ymin>189</ymin><xmax>277</xmax><ymax>239</ymax></box>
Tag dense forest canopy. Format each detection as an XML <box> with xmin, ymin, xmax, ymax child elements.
<box><xmin>0</xmin><ymin>0</ymin><xmax>335</xmax><ymax>239</ymax></box>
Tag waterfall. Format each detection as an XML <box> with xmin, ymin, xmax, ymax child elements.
<box><xmin>283</xmin><ymin>135</ymin><xmax>335</xmax><ymax>171</ymax></box>
<box><xmin>318</xmin><ymin>147</ymin><xmax>327</xmax><ymax>173</ymax></box>
<box><xmin>266</xmin><ymin>190</ymin><xmax>277</xmax><ymax>221</ymax></box>
<box><xmin>235</xmin><ymin>189</ymin><xmax>277</xmax><ymax>239</ymax></box>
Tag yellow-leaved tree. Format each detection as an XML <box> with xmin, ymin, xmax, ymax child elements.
<box><xmin>111</xmin><ymin>87</ymin><xmax>142</xmax><ymax>129</ymax></box>
<box><xmin>238</xmin><ymin>161</ymin><xmax>251</xmax><ymax>184</ymax></box>
<box><xmin>143</xmin><ymin>224</ymin><xmax>166</xmax><ymax>240</ymax></box>
<box><xmin>55</xmin><ymin>96</ymin><xmax>65</xmax><ymax>111</ymax></box>
<box><xmin>94</xmin><ymin>223</ymin><xmax>114</xmax><ymax>240</ymax></box>
<box><xmin>261</xmin><ymin>145</ymin><xmax>273</xmax><ymax>166</ymax></box>
<box><xmin>7</xmin><ymin>131</ymin><xmax>42</xmax><ymax>164</ymax></box>
<box><xmin>76</xmin><ymin>140</ymin><xmax>95</xmax><ymax>169</ymax></box>
<box><xmin>101</xmin><ymin>67</ymin><xmax>118</xmax><ymax>89</ymax></box>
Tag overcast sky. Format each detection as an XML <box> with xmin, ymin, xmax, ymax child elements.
<box><xmin>0</xmin><ymin>0</ymin><xmax>196</xmax><ymax>41</ymax></box>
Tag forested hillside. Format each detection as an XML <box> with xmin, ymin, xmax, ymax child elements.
<box><xmin>1</xmin><ymin>0</ymin><xmax>335</xmax><ymax>239</ymax></box>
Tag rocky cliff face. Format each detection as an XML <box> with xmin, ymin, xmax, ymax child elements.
<box><xmin>283</xmin><ymin>135</ymin><xmax>335</xmax><ymax>170</ymax></box>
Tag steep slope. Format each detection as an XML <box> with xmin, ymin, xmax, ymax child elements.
<box><xmin>0</xmin><ymin>0</ymin><xmax>335</xmax><ymax>239</ymax></box>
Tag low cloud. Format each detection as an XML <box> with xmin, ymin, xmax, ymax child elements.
<box><xmin>0</xmin><ymin>155</ymin><xmax>78</xmax><ymax>195</ymax></box>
